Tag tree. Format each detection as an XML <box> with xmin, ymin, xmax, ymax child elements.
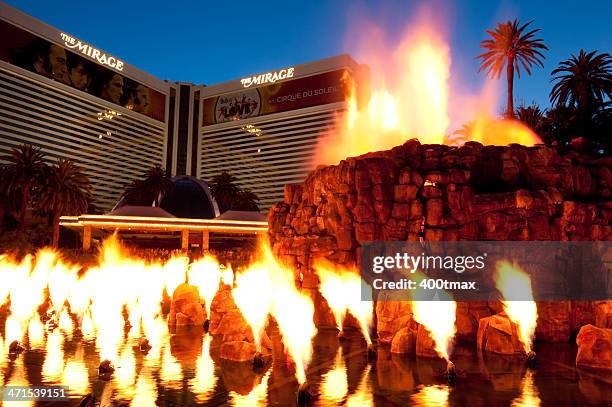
<box><xmin>232</xmin><ymin>189</ymin><xmax>260</xmax><ymax>212</ymax></box>
<box><xmin>35</xmin><ymin>159</ymin><xmax>91</xmax><ymax>247</ymax></box>
<box><xmin>550</xmin><ymin>50</ymin><xmax>612</xmax><ymax>115</ymax></box>
<box><xmin>209</xmin><ymin>171</ymin><xmax>241</xmax><ymax>213</ymax></box>
<box><xmin>478</xmin><ymin>19</ymin><xmax>548</xmax><ymax>118</ymax></box>
<box><xmin>516</xmin><ymin>104</ymin><xmax>546</xmax><ymax>135</ymax></box>
<box><xmin>1</xmin><ymin>144</ymin><xmax>49</xmax><ymax>236</ymax></box>
<box><xmin>123</xmin><ymin>164</ymin><xmax>173</xmax><ymax>206</ymax></box>
<box><xmin>0</xmin><ymin>165</ymin><xmax>20</xmax><ymax>230</ymax></box>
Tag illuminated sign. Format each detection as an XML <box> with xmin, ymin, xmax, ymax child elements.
<box><xmin>240</xmin><ymin>67</ymin><xmax>294</xmax><ymax>88</ymax></box>
<box><xmin>60</xmin><ymin>32</ymin><xmax>124</xmax><ymax>71</ymax></box>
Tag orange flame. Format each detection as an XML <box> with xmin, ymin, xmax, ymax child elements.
<box><xmin>315</xmin><ymin>11</ymin><xmax>542</xmax><ymax>166</ymax></box>
<box><xmin>494</xmin><ymin>261</ymin><xmax>538</xmax><ymax>353</ymax></box>
<box><xmin>313</xmin><ymin>260</ymin><xmax>373</xmax><ymax>345</ymax></box>
<box><xmin>410</xmin><ymin>273</ymin><xmax>457</xmax><ymax>360</ymax></box>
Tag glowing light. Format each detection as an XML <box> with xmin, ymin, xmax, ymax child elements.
<box><xmin>495</xmin><ymin>261</ymin><xmax>538</xmax><ymax>353</ymax></box>
<box><xmin>314</xmin><ymin>260</ymin><xmax>373</xmax><ymax>344</ymax></box>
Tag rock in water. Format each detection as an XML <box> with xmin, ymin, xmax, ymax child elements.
<box><xmin>168</xmin><ymin>283</ymin><xmax>205</xmax><ymax>328</ymax></box>
<box><xmin>576</xmin><ymin>324</ymin><xmax>612</xmax><ymax>372</ymax></box>
<box><xmin>138</xmin><ymin>338</ymin><xmax>152</xmax><ymax>352</ymax></box>
<box><xmin>98</xmin><ymin>359</ymin><xmax>115</xmax><ymax>375</ymax></box>
<box><xmin>477</xmin><ymin>313</ymin><xmax>525</xmax><ymax>355</ymax></box>
<box><xmin>8</xmin><ymin>340</ymin><xmax>24</xmax><ymax>354</ymax></box>
<box><xmin>297</xmin><ymin>382</ymin><xmax>312</xmax><ymax>406</ymax></box>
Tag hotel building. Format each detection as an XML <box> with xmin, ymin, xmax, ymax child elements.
<box><xmin>0</xmin><ymin>2</ymin><xmax>367</xmax><ymax>212</ymax></box>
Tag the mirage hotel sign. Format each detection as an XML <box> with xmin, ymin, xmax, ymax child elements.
<box><xmin>240</xmin><ymin>67</ymin><xmax>294</xmax><ymax>88</ymax></box>
<box><xmin>60</xmin><ymin>33</ymin><xmax>124</xmax><ymax>71</ymax></box>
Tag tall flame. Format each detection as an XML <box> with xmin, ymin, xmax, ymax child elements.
<box><xmin>314</xmin><ymin>260</ymin><xmax>373</xmax><ymax>344</ymax></box>
<box><xmin>411</xmin><ymin>275</ymin><xmax>457</xmax><ymax>361</ymax></box>
<box><xmin>315</xmin><ymin>10</ymin><xmax>542</xmax><ymax>166</ymax></box>
<box><xmin>232</xmin><ymin>260</ymin><xmax>273</xmax><ymax>350</ymax></box>
<box><xmin>495</xmin><ymin>261</ymin><xmax>538</xmax><ymax>353</ymax></box>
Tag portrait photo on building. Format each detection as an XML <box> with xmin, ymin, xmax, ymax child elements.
<box><xmin>0</xmin><ymin>19</ymin><xmax>166</xmax><ymax>122</ymax></box>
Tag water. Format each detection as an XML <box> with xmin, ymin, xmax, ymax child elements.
<box><xmin>1</xmin><ymin>325</ymin><xmax>610</xmax><ymax>407</ymax></box>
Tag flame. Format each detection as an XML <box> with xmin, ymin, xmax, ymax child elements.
<box><xmin>411</xmin><ymin>277</ymin><xmax>456</xmax><ymax>361</ymax></box>
<box><xmin>315</xmin><ymin>10</ymin><xmax>543</xmax><ymax>166</ymax></box>
<box><xmin>266</xmin><ymin>245</ymin><xmax>316</xmax><ymax>384</ymax></box>
<box><xmin>317</xmin><ymin>23</ymin><xmax>450</xmax><ymax>164</ymax></box>
<box><xmin>451</xmin><ymin>116</ymin><xmax>542</xmax><ymax>147</ymax></box>
<box><xmin>495</xmin><ymin>261</ymin><xmax>538</xmax><ymax>353</ymax></box>
<box><xmin>232</xmin><ymin>260</ymin><xmax>273</xmax><ymax>350</ymax></box>
<box><xmin>188</xmin><ymin>254</ymin><xmax>222</xmax><ymax>318</ymax></box>
<box><xmin>314</xmin><ymin>260</ymin><xmax>373</xmax><ymax>344</ymax></box>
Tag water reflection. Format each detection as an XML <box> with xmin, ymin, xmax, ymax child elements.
<box><xmin>411</xmin><ymin>384</ymin><xmax>450</xmax><ymax>407</ymax></box>
<box><xmin>5</xmin><ymin>357</ymin><xmax>33</xmax><ymax>407</ymax></box>
<box><xmin>230</xmin><ymin>370</ymin><xmax>270</xmax><ymax>406</ymax></box>
<box><xmin>115</xmin><ymin>344</ymin><xmax>137</xmax><ymax>398</ymax></box>
<box><xmin>511</xmin><ymin>369</ymin><xmax>540</xmax><ymax>407</ymax></box>
<box><xmin>0</xmin><ymin>320</ymin><xmax>610</xmax><ymax>406</ymax></box>
<box><xmin>131</xmin><ymin>366</ymin><xmax>157</xmax><ymax>406</ymax></box>
<box><xmin>190</xmin><ymin>334</ymin><xmax>217</xmax><ymax>403</ymax></box>
<box><xmin>61</xmin><ymin>346</ymin><xmax>89</xmax><ymax>395</ymax></box>
<box><xmin>41</xmin><ymin>330</ymin><xmax>64</xmax><ymax>382</ymax></box>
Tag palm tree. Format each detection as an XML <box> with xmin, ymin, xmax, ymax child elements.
<box><xmin>478</xmin><ymin>19</ymin><xmax>548</xmax><ymax>117</ymax></box>
<box><xmin>123</xmin><ymin>165</ymin><xmax>173</xmax><ymax>206</ymax></box>
<box><xmin>516</xmin><ymin>104</ymin><xmax>546</xmax><ymax>135</ymax></box>
<box><xmin>1</xmin><ymin>144</ymin><xmax>49</xmax><ymax>236</ymax></box>
<box><xmin>447</xmin><ymin>121</ymin><xmax>476</xmax><ymax>145</ymax></box>
<box><xmin>35</xmin><ymin>159</ymin><xmax>91</xmax><ymax>247</ymax></box>
<box><xmin>232</xmin><ymin>189</ymin><xmax>260</xmax><ymax>212</ymax></box>
<box><xmin>0</xmin><ymin>165</ymin><xmax>20</xmax><ymax>230</ymax></box>
<box><xmin>550</xmin><ymin>50</ymin><xmax>612</xmax><ymax>115</ymax></box>
<box><xmin>209</xmin><ymin>171</ymin><xmax>241</xmax><ymax>213</ymax></box>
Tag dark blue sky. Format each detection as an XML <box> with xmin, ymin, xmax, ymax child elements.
<box><xmin>7</xmin><ymin>0</ymin><xmax>611</xmax><ymax>110</ymax></box>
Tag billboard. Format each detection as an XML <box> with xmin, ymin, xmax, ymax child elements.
<box><xmin>202</xmin><ymin>69</ymin><xmax>350</xmax><ymax>125</ymax></box>
<box><xmin>0</xmin><ymin>19</ymin><xmax>166</xmax><ymax>122</ymax></box>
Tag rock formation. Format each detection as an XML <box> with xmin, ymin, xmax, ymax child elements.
<box><xmin>268</xmin><ymin>140</ymin><xmax>611</xmax><ymax>348</ymax></box>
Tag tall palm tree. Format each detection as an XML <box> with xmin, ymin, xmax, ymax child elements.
<box><xmin>35</xmin><ymin>159</ymin><xmax>91</xmax><ymax>247</ymax></box>
<box><xmin>478</xmin><ymin>19</ymin><xmax>548</xmax><ymax>118</ymax></box>
<box><xmin>1</xmin><ymin>144</ymin><xmax>49</xmax><ymax>236</ymax></box>
<box><xmin>123</xmin><ymin>165</ymin><xmax>173</xmax><ymax>206</ymax></box>
<box><xmin>550</xmin><ymin>50</ymin><xmax>612</xmax><ymax>115</ymax></box>
<box><xmin>209</xmin><ymin>171</ymin><xmax>241</xmax><ymax>213</ymax></box>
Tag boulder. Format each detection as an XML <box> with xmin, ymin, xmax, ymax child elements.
<box><xmin>390</xmin><ymin>327</ymin><xmax>417</xmax><ymax>354</ymax></box>
<box><xmin>477</xmin><ymin>313</ymin><xmax>525</xmax><ymax>355</ymax></box>
<box><xmin>219</xmin><ymin>341</ymin><xmax>258</xmax><ymax>362</ymax></box>
<box><xmin>576</xmin><ymin>325</ymin><xmax>612</xmax><ymax>372</ymax></box>
<box><xmin>168</xmin><ymin>283</ymin><xmax>205</xmax><ymax>328</ymax></box>
<box><xmin>415</xmin><ymin>325</ymin><xmax>439</xmax><ymax>358</ymax></box>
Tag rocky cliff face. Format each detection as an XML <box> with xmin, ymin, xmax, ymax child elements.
<box><xmin>267</xmin><ymin>140</ymin><xmax>612</xmax><ymax>346</ymax></box>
